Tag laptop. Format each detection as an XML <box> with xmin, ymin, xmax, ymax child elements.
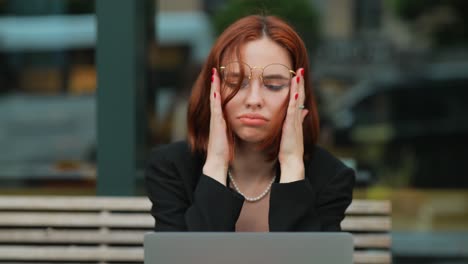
<box><xmin>144</xmin><ymin>232</ymin><xmax>353</xmax><ymax>264</ymax></box>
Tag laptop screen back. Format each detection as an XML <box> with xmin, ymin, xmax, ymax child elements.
<box><xmin>144</xmin><ymin>232</ymin><xmax>353</xmax><ymax>264</ymax></box>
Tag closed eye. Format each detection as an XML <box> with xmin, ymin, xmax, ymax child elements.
<box><xmin>263</xmin><ymin>75</ymin><xmax>290</xmax><ymax>91</ymax></box>
<box><xmin>265</xmin><ymin>84</ymin><xmax>288</xmax><ymax>91</ymax></box>
<box><xmin>224</xmin><ymin>72</ymin><xmax>249</xmax><ymax>89</ymax></box>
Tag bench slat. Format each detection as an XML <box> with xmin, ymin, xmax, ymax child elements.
<box><xmin>0</xmin><ymin>212</ymin><xmax>154</xmax><ymax>228</ymax></box>
<box><xmin>0</xmin><ymin>196</ymin><xmax>151</xmax><ymax>211</ymax></box>
<box><xmin>0</xmin><ymin>245</ymin><xmax>143</xmax><ymax>261</ymax></box>
<box><xmin>0</xmin><ymin>229</ymin><xmax>150</xmax><ymax>244</ymax></box>
<box><xmin>353</xmin><ymin>234</ymin><xmax>391</xmax><ymax>248</ymax></box>
<box><xmin>354</xmin><ymin>251</ymin><xmax>392</xmax><ymax>264</ymax></box>
<box><xmin>0</xmin><ymin>230</ymin><xmax>390</xmax><ymax>249</ymax></box>
<box><xmin>0</xmin><ymin>246</ymin><xmax>391</xmax><ymax>263</ymax></box>
<box><xmin>346</xmin><ymin>200</ymin><xmax>391</xmax><ymax>215</ymax></box>
<box><xmin>342</xmin><ymin>216</ymin><xmax>391</xmax><ymax>231</ymax></box>
<box><xmin>0</xmin><ymin>198</ymin><xmax>389</xmax><ymax>214</ymax></box>
<box><xmin>2</xmin><ymin>213</ymin><xmax>388</xmax><ymax>231</ymax></box>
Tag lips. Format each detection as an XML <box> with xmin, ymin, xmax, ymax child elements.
<box><xmin>238</xmin><ymin>113</ymin><xmax>268</xmax><ymax>126</ymax></box>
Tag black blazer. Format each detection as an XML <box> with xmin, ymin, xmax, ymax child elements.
<box><xmin>145</xmin><ymin>141</ymin><xmax>355</xmax><ymax>232</ymax></box>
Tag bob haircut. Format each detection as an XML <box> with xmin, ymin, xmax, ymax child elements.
<box><xmin>187</xmin><ymin>15</ymin><xmax>320</xmax><ymax>161</ymax></box>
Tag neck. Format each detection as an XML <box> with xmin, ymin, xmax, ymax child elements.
<box><xmin>230</xmin><ymin>141</ymin><xmax>277</xmax><ymax>185</ymax></box>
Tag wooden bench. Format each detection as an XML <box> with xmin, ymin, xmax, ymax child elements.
<box><xmin>0</xmin><ymin>196</ymin><xmax>391</xmax><ymax>263</ymax></box>
<box><xmin>343</xmin><ymin>200</ymin><xmax>392</xmax><ymax>263</ymax></box>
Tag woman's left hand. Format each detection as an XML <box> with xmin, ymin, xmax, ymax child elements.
<box><xmin>278</xmin><ymin>68</ymin><xmax>309</xmax><ymax>183</ymax></box>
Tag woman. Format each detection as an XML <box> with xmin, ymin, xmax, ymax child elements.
<box><xmin>145</xmin><ymin>15</ymin><xmax>355</xmax><ymax>232</ymax></box>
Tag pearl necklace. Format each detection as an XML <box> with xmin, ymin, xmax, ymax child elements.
<box><xmin>228</xmin><ymin>170</ymin><xmax>276</xmax><ymax>202</ymax></box>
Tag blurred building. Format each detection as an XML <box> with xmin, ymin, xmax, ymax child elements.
<box><xmin>0</xmin><ymin>0</ymin><xmax>214</xmax><ymax>188</ymax></box>
<box><xmin>312</xmin><ymin>1</ymin><xmax>468</xmax><ymax>263</ymax></box>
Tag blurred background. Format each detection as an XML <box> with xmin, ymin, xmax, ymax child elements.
<box><xmin>0</xmin><ymin>0</ymin><xmax>467</xmax><ymax>263</ymax></box>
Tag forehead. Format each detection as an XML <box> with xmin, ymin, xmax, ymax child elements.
<box><xmin>223</xmin><ymin>37</ymin><xmax>292</xmax><ymax>69</ymax></box>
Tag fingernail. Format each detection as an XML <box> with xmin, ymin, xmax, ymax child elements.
<box><xmin>211</xmin><ymin>76</ymin><xmax>214</xmax><ymax>83</ymax></box>
<box><xmin>214</xmin><ymin>92</ymin><xmax>217</xmax><ymax>98</ymax></box>
<box><xmin>212</xmin><ymin>68</ymin><xmax>216</xmax><ymax>75</ymax></box>
<box><xmin>296</xmin><ymin>76</ymin><xmax>300</xmax><ymax>84</ymax></box>
<box><xmin>300</xmin><ymin>69</ymin><xmax>304</xmax><ymax>76</ymax></box>
<box><xmin>294</xmin><ymin>93</ymin><xmax>298</xmax><ymax>100</ymax></box>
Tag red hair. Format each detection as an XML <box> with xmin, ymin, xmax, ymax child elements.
<box><xmin>187</xmin><ymin>15</ymin><xmax>320</xmax><ymax>161</ymax></box>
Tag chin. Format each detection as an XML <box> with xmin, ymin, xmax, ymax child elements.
<box><xmin>238</xmin><ymin>136</ymin><xmax>264</xmax><ymax>144</ymax></box>
<box><xmin>235</xmin><ymin>129</ymin><xmax>267</xmax><ymax>143</ymax></box>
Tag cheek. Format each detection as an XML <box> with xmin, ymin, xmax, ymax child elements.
<box><xmin>223</xmin><ymin>98</ymin><xmax>239</xmax><ymax>120</ymax></box>
<box><xmin>220</xmin><ymin>84</ymin><xmax>240</xmax><ymax>103</ymax></box>
<box><xmin>270</xmin><ymin>91</ymin><xmax>290</xmax><ymax>111</ymax></box>
<box><xmin>223</xmin><ymin>88</ymin><xmax>244</xmax><ymax>110</ymax></box>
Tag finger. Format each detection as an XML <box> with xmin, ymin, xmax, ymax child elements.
<box><xmin>296</xmin><ymin>68</ymin><xmax>306</xmax><ymax>108</ymax></box>
<box><xmin>301</xmin><ymin>109</ymin><xmax>309</xmax><ymax>123</ymax></box>
<box><xmin>210</xmin><ymin>68</ymin><xmax>216</xmax><ymax>110</ymax></box>
<box><xmin>288</xmin><ymin>72</ymin><xmax>300</xmax><ymax>111</ymax></box>
<box><xmin>211</xmin><ymin>68</ymin><xmax>223</xmax><ymax>119</ymax></box>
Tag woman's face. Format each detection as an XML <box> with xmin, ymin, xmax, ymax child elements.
<box><xmin>221</xmin><ymin>37</ymin><xmax>293</xmax><ymax>144</ymax></box>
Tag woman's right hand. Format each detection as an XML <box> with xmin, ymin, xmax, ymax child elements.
<box><xmin>202</xmin><ymin>68</ymin><xmax>230</xmax><ymax>186</ymax></box>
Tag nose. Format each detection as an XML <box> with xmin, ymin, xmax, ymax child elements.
<box><xmin>244</xmin><ymin>78</ymin><xmax>264</xmax><ymax>109</ymax></box>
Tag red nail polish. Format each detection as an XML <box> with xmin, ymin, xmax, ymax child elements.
<box><xmin>296</xmin><ymin>76</ymin><xmax>300</xmax><ymax>83</ymax></box>
<box><xmin>294</xmin><ymin>93</ymin><xmax>298</xmax><ymax>100</ymax></box>
<box><xmin>211</xmin><ymin>76</ymin><xmax>214</xmax><ymax>83</ymax></box>
<box><xmin>212</xmin><ymin>68</ymin><xmax>215</xmax><ymax>75</ymax></box>
<box><xmin>300</xmin><ymin>69</ymin><xmax>304</xmax><ymax>76</ymax></box>
<box><xmin>214</xmin><ymin>92</ymin><xmax>217</xmax><ymax>98</ymax></box>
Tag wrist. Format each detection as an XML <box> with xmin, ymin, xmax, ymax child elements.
<box><xmin>203</xmin><ymin>158</ymin><xmax>228</xmax><ymax>186</ymax></box>
<box><xmin>279</xmin><ymin>156</ymin><xmax>303</xmax><ymax>169</ymax></box>
<box><xmin>280</xmin><ymin>160</ymin><xmax>304</xmax><ymax>183</ymax></box>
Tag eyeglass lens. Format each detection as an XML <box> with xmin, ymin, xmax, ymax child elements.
<box><xmin>222</xmin><ymin>62</ymin><xmax>292</xmax><ymax>90</ymax></box>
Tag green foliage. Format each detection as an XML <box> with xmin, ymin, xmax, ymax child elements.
<box><xmin>389</xmin><ymin>0</ymin><xmax>468</xmax><ymax>47</ymax></box>
<box><xmin>391</xmin><ymin>0</ymin><xmax>439</xmax><ymax>20</ymax></box>
<box><xmin>211</xmin><ymin>0</ymin><xmax>320</xmax><ymax>50</ymax></box>
<box><xmin>67</xmin><ymin>0</ymin><xmax>94</xmax><ymax>14</ymax></box>
<box><xmin>0</xmin><ymin>0</ymin><xmax>5</xmax><ymax>14</ymax></box>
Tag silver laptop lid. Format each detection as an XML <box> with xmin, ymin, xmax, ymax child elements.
<box><xmin>144</xmin><ymin>232</ymin><xmax>353</xmax><ymax>264</ymax></box>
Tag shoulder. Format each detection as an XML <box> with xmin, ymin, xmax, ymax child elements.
<box><xmin>305</xmin><ymin>145</ymin><xmax>355</xmax><ymax>187</ymax></box>
<box><xmin>146</xmin><ymin>141</ymin><xmax>204</xmax><ymax>182</ymax></box>
<box><xmin>148</xmin><ymin>141</ymin><xmax>192</xmax><ymax>161</ymax></box>
<box><xmin>308</xmin><ymin>145</ymin><xmax>348</xmax><ymax>171</ymax></box>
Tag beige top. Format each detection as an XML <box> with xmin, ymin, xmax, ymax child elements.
<box><xmin>233</xmin><ymin>191</ymin><xmax>270</xmax><ymax>232</ymax></box>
